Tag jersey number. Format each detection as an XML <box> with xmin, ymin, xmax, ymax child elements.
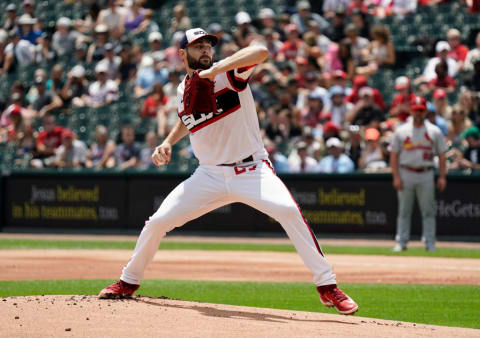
<box><xmin>423</xmin><ymin>152</ymin><xmax>434</xmax><ymax>161</ymax></box>
<box><xmin>234</xmin><ymin>165</ymin><xmax>257</xmax><ymax>175</ymax></box>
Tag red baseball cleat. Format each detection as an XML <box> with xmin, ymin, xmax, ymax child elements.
<box><xmin>317</xmin><ymin>284</ymin><xmax>358</xmax><ymax>315</ymax></box>
<box><xmin>98</xmin><ymin>280</ymin><xmax>139</xmax><ymax>299</ymax></box>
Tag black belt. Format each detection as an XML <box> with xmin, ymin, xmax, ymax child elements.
<box><xmin>219</xmin><ymin>155</ymin><xmax>254</xmax><ymax>166</ymax></box>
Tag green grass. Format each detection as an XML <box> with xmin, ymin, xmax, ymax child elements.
<box><xmin>0</xmin><ymin>238</ymin><xmax>479</xmax><ymax>258</ymax></box>
<box><xmin>0</xmin><ymin>279</ymin><xmax>478</xmax><ymax>329</ymax></box>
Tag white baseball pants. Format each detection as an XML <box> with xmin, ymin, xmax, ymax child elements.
<box><xmin>121</xmin><ymin>160</ymin><xmax>336</xmax><ymax>286</ymax></box>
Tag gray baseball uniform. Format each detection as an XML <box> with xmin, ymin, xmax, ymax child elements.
<box><xmin>391</xmin><ymin>120</ymin><xmax>447</xmax><ymax>250</ymax></box>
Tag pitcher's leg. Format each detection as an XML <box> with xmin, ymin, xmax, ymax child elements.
<box><xmin>395</xmin><ymin>178</ymin><xmax>415</xmax><ymax>248</ymax></box>
<box><xmin>231</xmin><ymin>163</ymin><xmax>335</xmax><ymax>286</ymax></box>
<box><xmin>121</xmin><ymin>169</ymin><xmax>230</xmax><ymax>284</ymax></box>
<box><xmin>416</xmin><ymin>175</ymin><xmax>436</xmax><ymax>250</ymax></box>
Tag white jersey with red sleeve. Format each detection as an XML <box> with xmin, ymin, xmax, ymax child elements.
<box><xmin>177</xmin><ymin>65</ymin><xmax>268</xmax><ymax>165</ymax></box>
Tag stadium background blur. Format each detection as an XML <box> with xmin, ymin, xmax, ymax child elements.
<box><xmin>1</xmin><ymin>0</ymin><xmax>480</xmax><ymax>174</ymax></box>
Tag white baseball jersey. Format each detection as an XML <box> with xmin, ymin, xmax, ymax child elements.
<box><xmin>392</xmin><ymin>120</ymin><xmax>447</xmax><ymax>168</ymax></box>
<box><xmin>177</xmin><ymin>66</ymin><xmax>268</xmax><ymax>165</ymax></box>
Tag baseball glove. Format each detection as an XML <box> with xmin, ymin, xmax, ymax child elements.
<box><xmin>182</xmin><ymin>70</ymin><xmax>217</xmax><ymax>116</ymax></box>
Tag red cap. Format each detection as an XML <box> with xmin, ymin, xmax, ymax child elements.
<box><xmin>7</xmin><ymin>104</ymin><xmax>21</xmax><ymax>116</ymax></box>
<box><xmin>61</xmin><ymin>129</ymin><xmax>74</xmax><ymax>139</ymax></box>
<box><xmin>323</xmin><ymin>121</ymin><xmax>340</xmax><ymax>134</ymax></box>
<box><xmin>332</xmin><ymin>70</ymin><xmax>346</xmax><ymax>79</ymax></box>
<box><xmin>433</xmin><ymin>88</ymin><xmax>447</xmax><ymax>99</ymax></box>
<box><xmin>286</xmin><ymin>24</ymin><xmax>299</xmax><ymax>33</ymax></box>
<box><xmin>353</xmin><ymin>75</ymin><xmax>367</xmax><ymax>87</ymax></box>
<box><xmin>410</xmin><ymin>96</ymin><xmax>427</xmax><ymax>111</ymax></box>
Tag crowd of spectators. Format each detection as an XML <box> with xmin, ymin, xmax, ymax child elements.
<box><xmin>0</xmin><ymin>0</ymin><xmax>479</xmax><ymax>173</ymax></box>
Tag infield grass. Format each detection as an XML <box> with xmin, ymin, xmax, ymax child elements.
<box><xmin>0</xmin><ymin>238</ymin><xmax>479</xmax><ymax>258</ymax></box>
<box><xmin>0</xmin><ymin>280</ymin><xmax>478</xmax><ymax>329</ymax></box>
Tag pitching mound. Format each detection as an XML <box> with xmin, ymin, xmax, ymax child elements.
<box><xmin>1</xmin><ymin>295</ymin><xmax>477</xmax><ymax>337</ymax></box>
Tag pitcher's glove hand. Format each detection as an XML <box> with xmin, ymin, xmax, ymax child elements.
<box><xmin>182</xmin><ymin>70</ymin><xmax>217</xmax><ymax>116</ymax></box>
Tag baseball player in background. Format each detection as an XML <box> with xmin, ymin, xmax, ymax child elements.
<box><xmin>391</xmin><ymin>97</ymin><xmax>447</xmax><ymax>252</ymax></box>
<box><xmin>99</xmin><ymin>28</ymin><xmax>358</xmax><ymax>315</ymax></box>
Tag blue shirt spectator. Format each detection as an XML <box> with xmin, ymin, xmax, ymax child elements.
<box><xmin>317</xmin><ymin>138</ymin><xmax>355</xmax><ymax>173</ymax></box>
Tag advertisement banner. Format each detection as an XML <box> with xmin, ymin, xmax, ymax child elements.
<box><xmin>5</xmin><ymin>176</ymin><xmax>127</xmax><ymax>228</ymax></box>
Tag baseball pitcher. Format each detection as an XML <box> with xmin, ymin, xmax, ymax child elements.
<box><xmin>99</xmin><ymin>28</ymin><xmax>358</xmax><ymax>315</ymax></box>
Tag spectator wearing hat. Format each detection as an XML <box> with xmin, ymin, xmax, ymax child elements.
<box><xmin>289</xmin><ymin>141</ymin><xmax>318</xmax><ymax>173</ymax></box>
<box><xmin>3</xmin><ymin>30</ymin><xmax>35</xmax><ymax>71</ymax></box>
<box><xmin>4</xmin><ymin>4</ymin><xmax>18</xmax><ymax>31</ymax></box>
<box><xmin>52</xmin><ymin>17</ymin><xmax>82</xmax><ymax>57</ymax></box>
<box><xmin>261</xmin><ymin>28</ymin><xmax>283</xmax><ymax>61</ymax></box>
<box><xmin>73</xmin><ymin>42</ymin><xmax>88</xmax><ymax>64</ymax></box>
<box><xmin>86</xmin><ymin>62</ymin><xmax>119</xmax><ymax>107</ymax></box>
<box><xmin>97</xmin><ymin>0</ymin><xmax>126</xmax><ymax>38</ymax></box>
<box><xmin>100</xmin><ymin>43</ymin><xmax>121</xmax><ymax>80</ymax></box>
<box><xmin>389</xmin><ymin>76</ymin><xmax>415</xmax><ymax>124</ymax></box>
<box><xmin>464</xmin><ymin>32</ymin><xmax>480</xmax><ymax>71</ymax></box>
<box><xmin>427</xmin><ymin>61</ymin><xmax>457</xmax><ymax>93</ymax></box>
<box><xmin>432</xmin><ymin>88</ymin><xmax>452</xmax><ymax>120</ymax></box>
<box><xmin>346</xmin><ymin>75</ymin><xmax>386</xmax><ymax>111</ymax></box>
<box><xmin>347</xmin><ymin>86</ymin><xmax>384</xmax><ymax>128</ymax></box>
<box><xmin>316</xmin><ymin>137</ymin><xmax>354</xmax><ymax>173</ymax></box>
<box><xmin>17</xmin><ymin>14</ymin><xmax>42</xmax><ymax>45</ymax></box>
<box><xmin>35</xmin><ymin>114</ymin><xmax>65</xmax><ymax>161</ymax></box>
<box><xmin>115</xmin><ymin>124</ymin><xmax>141</xmax><ymax>170</ymax></box>
<box><xmin>30</xmin><ymin>76</ymin><xmax>63</xmax><ymax>118</ymax></box>
<box><xmin>359</xmin><ymin>128</ymin><xmax>386</xmax><ymax>171</ymax></box>
<box><xmin>291</xmin><ymin>1</ymin><xmax>330</xmax><ymax>35</ymax></box>
<box><xmin>323</xmin><ymin>121</ymin><xmax>341</xmax><ymax>141</ymax></box>
<box><xmin>420</xmin><ymin>41</ymin><xmax>458</xmax><ymax>83</ymax></box>
<box><xmin>86</xmin><ymin>125</ymin><xmax>116</xmax><ymax>169</ymax></box>
<box><xmin>35</xmin><ymin>32</ymin><xmax>56</xmax><ymax>64</ymax></box>
<box><xmin>344</xmin><ymin>124</ymin><xmax>364</xmax><ymax>169</ymax></box>
<box><xmin>208</xmin><ymin>23</ymin><xmax>233</xmax><ymax>60</ymax></box>
<box><xmin>53</xmin><ymin>129</ymin><xmax>88</xmax><ymax>168</ymax></box>
<box><xmin>169</xmin><ymin>4</ymin><xmax>192</xmax><ymax>35</ymax></box>
<box><xmin>23</xmin><ymin>0</ymin><xmax>36</xmax><ymax>19</ymax></box>
<box><xmin>142</xmin><ymin>31</ymin><xmax>163</xmax><ymax>61</ymax></box>
<box><xmin>302</xmin><ymin>88</ymin><xmax>328</xmax><ymax>129</ymax></box>
<box><xmin>0</xmin><ymin>103</ymin><xmax>23</xmax><ymax>142</ymax></box>
<box><xmin>446</xmin><ymin>28</ymin><xmax>468</xmax><ymax>70</ymax></box>
<box><xmin>329</xmin><ymin>70</ymin><xmax>351</xmax><ymax>95</ymax></box>
<box><xmin>327</xmin><ymin>85</ymin><xmax>353</xmax><ymax>127</ymax></box>
<box><xmin>122</xmin><ymin>0</ymin><xmax>145</xmax><ymax>32</ymax></box>
<box><xmin>61</xmin><ymin>65</ymin><xmax>88</xmax><ymax>107</ymax></box>
<box><xmin>87</xmin><ymin>24</ymin><xmax>110</xmax><ymax>63</ymax></box>
<box><xmin>232</xmin><ymin>11</ymin><xmax>257</xmax><ymax>49</ymax></box>
<box><xmin>457</xmin><ymin>126</ymin><xmax>480</xmax><ymax>170</ymax></box>
<box><xmin>134</xmin><ymin>51</ymin><xmax>169</xmax><ymax>98</ymax></box>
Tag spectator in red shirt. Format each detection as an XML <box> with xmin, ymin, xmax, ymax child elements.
<box><xmin>347</xmin><ymin>0</ymin><xmax>369</xmax><ymax>16</ymax></box>
<box><xmin>428</xmin><ymin>61</ymin><xmax>457</xmax><ymax>93</ymax></box>
<box><xmin>277</xmin><ymin>24</ymin><xmax>304</xmax><ymax>62</ymax></box>
<box><xmin>346</xmin><ymin>75</ymin><xmax>386</xmax><ymax>111</ymax></box>
<box><xmin>141</xmin><ymin>83</ymin><xmax>170</xmax><ymax>138</ymax></box>
<box><xmin>36</xmin><ymin>114</ymin><xmax>64</xmax><ymax>158</ymax></box>
<box><xmin>389</xmin><ymin>76</ymin><xmax>416</xmax><ymax>123</ymax></box>
<box><xmin>447</xmin><ymin>28</ymin><xmax>469</xmax><ymax>70</ymax></box>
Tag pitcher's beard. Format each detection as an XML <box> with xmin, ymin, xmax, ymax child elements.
<box><xmin>187</xmin><ymin>53</ymin><xmax>213</xmax><ymax>70</ymax></box>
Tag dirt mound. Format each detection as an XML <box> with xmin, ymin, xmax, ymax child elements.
<box><xmin>1</xmin><ymin>295</ymin><xmax>477</xmax><ymax>338</ymax></box>
<box><xmin>1</xmin><ymin>249</ymin><xmax>480</xmax><ymax>285</ymax></box>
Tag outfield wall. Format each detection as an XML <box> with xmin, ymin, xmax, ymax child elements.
<box><xmin>1</xmin><ymin>169</ymin><xmax>479</xmax><ymax>236</ymax></box>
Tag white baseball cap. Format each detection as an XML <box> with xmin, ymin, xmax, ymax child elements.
<box><xmin>57</xmin><ymin>17</ymin><xmax>72</xmax><ymax>27</ymax></box>
<box><xmin>18</xmin><ymin>14</ymin><xmax>37</xmax><ymax>25</ymax></box>
<box><xmin>95</xmin><ymin>24</ymin><xmax>108</xmax><ymax>33</ymax></box>
<box><xmin>436</xmin><ymin>40</ymin><xmax>451</xmax><ymax>53</ymax></box>
<box><xmin>326</xmin><ymin>137</ymin><xmax>344</xmax><ymax>149</ymax></box>
<box><xmin>235</xmin><ymin>11</ymin><xmax>251</xmax><ymax>25</ymax></box>
<box><xmin>258</xmin><ymin>8</ymin><xmax>275</xmax><ymax>19</ymax></box>
<box><xmin>179</xmin><ymin>28</ymin><xmax>218</xmax><ymax>49</ymax></box>
<box><xmin>95</xmin><ymin>62</ymin><xmax>108</xmax><ymax>73</ymax></box>
<box><xmin>394</xmin><ymin>76</ymin><xmax>410</xmax><ymax>90</ymax></box>
<box><xmin>69</xmin><ymin>65</ymin><xmax>85</xmax><ymax>78</ymax></box>
<box><xmin>148</xmin><ymin>31</ymin><xmax>163</xmax><ymax>42</ymax></box>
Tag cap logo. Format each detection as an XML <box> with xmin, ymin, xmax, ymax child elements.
<box><xmin>194</xmin><ymin>30</ymin><xmax>206</xmax><ymax>35</ymax></box>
